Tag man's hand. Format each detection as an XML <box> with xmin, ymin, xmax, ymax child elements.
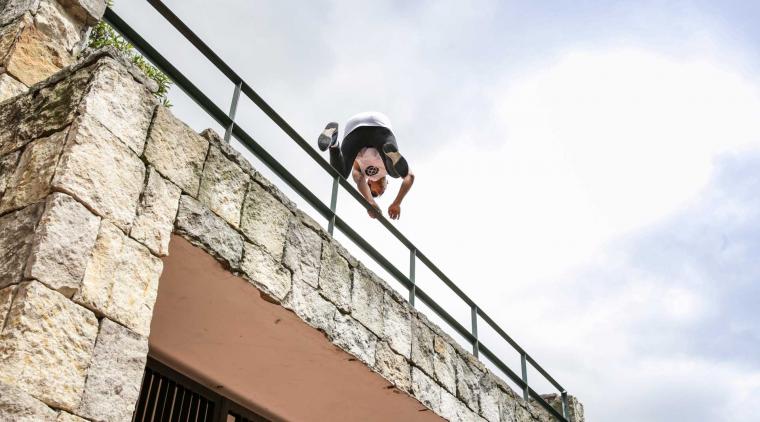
<box><xmin>388</xmin><ymin>202</ymin><xmax>401</xmax><ymax>220</ymax></box>
<box><xmin>368</xmin><ymin>202</ymin><xmax>382</xmax><ymax>219</ymax></box>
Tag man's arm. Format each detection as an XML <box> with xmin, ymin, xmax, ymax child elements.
<box><xmin>352</xmin><ymin>161</ymin><xmax>382</xmax><ymax>218</ymax></box>
<box><xmin>388</xmin><ymin>170</ymin><xmax>414</xmax><ymax>220</ymax></box>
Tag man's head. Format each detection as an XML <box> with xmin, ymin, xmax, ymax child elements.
<box><xmin>368</xmin><ymin>177</ymin><xmax>387</xmax><ymax>197</ymax></box>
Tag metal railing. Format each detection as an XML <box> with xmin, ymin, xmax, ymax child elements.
<box><xmin>105</xmin><ymin>2</ymin><xmax>571</xmax><ymax>420</ymax></box>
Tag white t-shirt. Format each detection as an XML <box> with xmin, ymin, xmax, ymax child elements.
<box><xmin>355</xmin><ymin>147</ymin><xmax>387</xmax><ymax>181</ymax></box>
<box><xmin>343</xmin><ymin>111</ymin><xmax>394</xmax><ymax>138</ymax></box>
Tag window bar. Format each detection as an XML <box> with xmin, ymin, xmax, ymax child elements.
<box><xmin>224</xmin><ymin>81</ymin><xmax>242</xmax><ymax>142</ymax></box>
<box><xmin>327</xmin><ymin>175</ymin><xmax>339</xmax><ymax>235</ymax></box>
<box><xmin>521</xmin><ymin>353</ymin><xmax>530</xmax><ymax>400</ymax></box>
<box><xmin>471</xmin><ymin>305</ymin><xmax>479</xmax><ymax>357</ymax></box>
<box><xmin>409</xmin><ymin>248</ymin><xmax>417</xmax><ymax>306</ymax></box>
<box><xmin>562</xmin><ymin>390</ymin><xmax>570</xmax><ymax>421</ymax></box>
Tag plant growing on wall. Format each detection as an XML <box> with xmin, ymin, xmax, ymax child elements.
<box><xmin>88</xmin><ymin>1</ymin><xmax>172</xmax><ymax>106</ymax></box>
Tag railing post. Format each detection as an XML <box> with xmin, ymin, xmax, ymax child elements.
<box><xmin>408</xmin><ymin>248</ymin><xmax>416</xmax><ymax>306</ymax></box>
<box><xmin>471</xmin><ymin>306</ymin><xmax>479</xmax><ymax>357</ymax></box>
<box><xmin>561</xmin><ymin>390</ymin><xmax>570</xmax><ymax>421</ymax></box>
<box><xmin>224</xmin><ymin>81</ymin><xmax>242</xmax><ymax>142</ymax></box>
<box><xmin>520</xmin><ymin>352</ymin><xmax>529</xmax><ymax>401</ymax></box>
<box><xmin>327</xmin><ymin>175</ymin><xmax>339</xmax><ymax>235</ymax></box>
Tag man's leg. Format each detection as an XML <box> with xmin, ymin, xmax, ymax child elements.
<box><xmin>380</xmin><ymin>130</ymin><xmax>409</xmax><ymax>178</ymax></box>
<box><xmin>329</xmin><ymin>144</ymin><xmax>350</xmax><ymax>178</ymax></box>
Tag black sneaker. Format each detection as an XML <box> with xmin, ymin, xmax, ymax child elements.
<box><xmin>318</xmin><ymin>122</ymin><xmax>339</xmax><ymax>151</ymax></box>
<box><xmin>382</xmin><ymin>143</ymin><xmax>409</xmax><ymax>177</ymax></box>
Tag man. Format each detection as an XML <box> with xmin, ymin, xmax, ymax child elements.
<box><xmin>318</xmin><ymin>111</ymin><xmax>414</xmax><ymax>220</ymax></box>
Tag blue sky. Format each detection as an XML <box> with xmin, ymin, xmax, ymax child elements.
<box><xmin>115</xmin><ymin>1</ymin><xmax>760</xmax><ymax>420</ymax></box>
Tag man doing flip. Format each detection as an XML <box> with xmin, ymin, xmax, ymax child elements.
<box><xmin>318</xmin><ymin>112</ymin><xmax>414</xmax><ymax>220</ymax></box>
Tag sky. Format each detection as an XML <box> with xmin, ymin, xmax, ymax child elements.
<box><xmin>113</xmin><ymin>1</ymin><xmax>760</xmax><ymax>421</ymax></box>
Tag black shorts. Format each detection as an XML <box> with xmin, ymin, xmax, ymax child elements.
<box><xmin>329</xmin><ymin>126</ymin><xmax>401</xmax><ymax>179</ymax></box>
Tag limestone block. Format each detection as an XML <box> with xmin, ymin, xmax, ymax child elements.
<box><xmin>282</xmin><ymin>218</ymin><xmax>322</xmax><ymax>289</ymax></box>
<box><xmin>75</xmin><ymin>221</ymin><xmax>162</xmax><ymax>336</ymax></box>
<box><xmin>0</xmin><ymin>93</ymin><xmax>24</xmax><ymax>150</ymax></box>
<box><xmin>57</xmin><ymin>411</ymin><xmax>87</xmax><ymax>422</ymax></box>
<box><xmin>198</xmin><ymin>145</ymin><xmax>247</xmax><ymax>227</ymax></box>
<box><xmin>0</xmin><ymin>285</ymin><xmax>15</xmax><ymax>331</ymax></box>
<box><xmin>52</xmin><ymin>115</ymin><xmax>145</xmax><ymax>231</ymax></box>
<box><xmin>411</xmin><ymin>314</ymin><xmax>435</xmax><ymax>377</ymax></box>
<box><xmin>433</xmin><ymin>334</ymin><xmax>457</xmax><ymax>395</ymax></box>
<box><xmin>0</xmin><ymin>280</ymin><xmax>98</xmax><ymax>411</ymax></box>
<box><xmin>331</xmin><ymin>313</ymin><xmax>378</xmax><ymax>366</ymax></box>
<box><xmin>0</xmin><ymin>202</ymin><xmax>43</xmax><ymax>288</ymax></box>
<box><xmin>350</xmin><ymin>265</ymin><xmax>385</xmax><ymax>337</ymax></box>
<box><xmin>282</xmin><ymin>277</ymin><xmax>337</xmax><ymax>336</ymax></box>
<box><xmin>5</xmin><ymin>13</ymin><xmax>73</xmax><ymax>86</ymax></box>
<box><xmin>382</xmin><ymin>290</ymin><xmax>412</xmax><ymax>359</ymax></box>
<box><xmin>77</xmin><ymin>318</ymin><xmax>148</xmax><ymax>422</ymax></box>
<box><xmin>373</xmin><ymin>341</ymin><xmax>411</xmax><ymax>392</ymax></box>
<box><xmin>411</xmin><ymin>366</ymin><xmax>441</xmax><ymax>413</ymax></box>
<box><xmin>25</xmin><ymin>192</ymin><xmax>100</xmax><ymax>296</ymax></box>
<box><xmin>0</xmin><ymin>0</ymin><xmax>40</xmax><ymax>27</ymax></box>
<box><xmin>0</xmin><ymin>381</ymin><xmax>57</xmax><ymax>422</ymax></box>
<box><xmin>440</xmin><ymin>390</ymin><xmax>483</xmax><ymax>422</ymax></box>
<box><xmin>34</xmin><ymin>0</ymin><xmax>84</xmax><ymax>52</ymax></box>
<box><xmin>498</xmin><ymin>389</ymin><xmax>519</xmax><ymax>422</ymax></box>
<box><xmin>318</xmin><ymin>240</ymin><xmax>352</xmax><ymax>313</ymax></box>
<box><xmin>455</xmin><ymin>351</ymin><xmax>485</xmax><ymax>413</ymax></box>
<box><xmin>144</xmin><ymin>106</ymin><xmax>209</xmax><ymax>195</ymax></box>
<box><xmin>241</xmin><ymin>242</ymin><xmax>292</xmax><ymax>302</ymax></box>
<box><xmin>240</xmin><ymin>180</ymin><xmax>291</xmax><ymax>260</ymax></box>
<box><xmin>130</xmin><ymin>167</ymin><xmax>181</xmax><ymax>256</ymax></box>
<box><xmin>0</xmin><ymin>149</ymin><xmax>20</xmax><ymax>197</ymax></box>
<box><xmin>56</xmin><ymin>0</ymin><xmax>106</xmax><ymax>25</ymax></box>
<box><xmin>79</xmin><ymin>57</ymin><xmax>157</xmax><ymax>155</ymax></box>
<box><xmin>0</xmin><ymin>72</ymin><xmax>26</xmax><ymax>101</ymax></box>
<box><xmin>175</xmin><ymin>195</ymin><xmax>244</xmax><ymax>269</ymax></box>
<box><xmin>0</xmin><ymin>129</ymin><xmax>66</xmax><ymax>213</ymax></box>
<box><xmin>16</xmin><ymin>59</ymin><xmax>95</xmax><ymax>143</ymax></box>
<box><xmin>479</xmin><ymin>375</ymin><xmax>501</xmax><ymax>422</ymax></box>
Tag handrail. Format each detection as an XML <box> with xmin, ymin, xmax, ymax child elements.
<box><xmin>104</xmin><ymin>3</ymin><xmax>571</xmax><ymax>420</ymax></box>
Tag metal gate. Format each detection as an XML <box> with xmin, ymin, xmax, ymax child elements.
<box><xmin>133</xmin><ymin>358</ymin><xmax>269</xmax><ymax>422</ymax></box>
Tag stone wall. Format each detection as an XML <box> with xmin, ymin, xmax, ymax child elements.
<box><xmin>0</xmin><ymin>5</ymin><xmax>584</xmax><ymax>421</ymax></box>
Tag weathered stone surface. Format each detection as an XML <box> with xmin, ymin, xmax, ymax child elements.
<box><xmin>241</xmin><ymin>242</ymin><xmax>291</xmax><ymax>302</ymax></box>
<box><xmin>0</xmin><ymin>149</ymin><xmax>19</xmax><ymax>197</ymax></box>
<box><xmin>351</xmin><ymin>265</ymin><xmax>385</xmax><ymax>337</ymax></box>
<box><xmin>25</xmin><ymin>192</ymin><xmax>99</xmax><ymax>296</ymax></box>
<box><xmin>198</xmin><ymin>145</ymin><xmax>247</xmax><ymax>227</ymax></box>
<box><xmin>5</xmin><ymin>14</ymin><xmax>73</xmax><ymax>86</ymax></box>
<box><xmin>535</xmin><ymin>394</ymin><xmax>583</xmax><ymax>422</ymax></box>
<box><xmin>240</xmin><ymin>180</ymin><xmax>291</xmax><ymax>260</ymax></box>
<box><xmin>130</xmin><ymin>167</ymin><xmax>181</xmax><ymax>256</ymax></box>
<box><xmin>144</xmin><ymin>106</ymin><xmax>209</xmax><ymax>195</ymax></box>
<box><xmin>318</xmin><ymin>240</ymin><xmax>352</xmax><ymax>313</ymax></box>
<box><xmin>16</xmin><ymin>60</ymin><xmax>94</xmax><ymax>143</ymax></box>
<box><xmin>479</xmin><ymin>375</ymin><xmax>501</xmax><ymax>422</ymax></box>
<box><xmin>57</xmin><ymin>411</ymin><xmax>87</xmax><ymax>422</ymax></box>
<box><xmin>0</xmin><ymin>280</ymin><xmax>98</xmax><ymax>411</ymax></box>
<box><xmin>0</xmin><ymin>202</ymin><xmax>42</xmax><ymax>288</ymax></box>
<box><xmin>411</xmin><ymin>314</ymin><xmax>436</xmax><ymax>377</ymax></box>
<box><xmin>0</xmin><ymin>0</ymin><xmax>40</xmax><ymax>27</ymax></box>
<box><xmin>57</xmin><ymin>0</ymin><xmax>106</xmax><ymax>25</ymax></box>
<box><xmin>75</xmin><ymin>221</ymin><xmax>162</xmax><ymax>336</ymax></box>
<box><xmin>411</xmin><ymin>366</ymin><xmax>441</xmax><ymax>413</ymax></box>
<box><xmin>34</xmin><ymin>0</ymin><xmax>84</xmax><ymax>52</ymax></box>
<box><xmin>78</xmin><ymin>318</ymin><xmax>148</xmax><ymax>422</ymax></box>
<box><xmin>0</xmin><ymin>129</ymin><xmax>65</xmax><ymax>213</ymax></box>
<box><xmin>498</xmin><ymin>389</ymin><xmax>519</xmax><ymax>422</ymax></box>
<box><xmin>79</xmin><ymin>57</ymin><xmax>156</xmax><ymax>155</ymax></box>
<box><xmin>433</xmin><ymin>334</ymin><xmax>457</xmax><ymax>395</ymax></box>
<box><xmin>0</xmin><ymin>72</ymin><xmax>26</xmax><ymax>101</ymax></box>
<box><xmin>331</xmin><ymin>313</ymin><xmax>378</xmax><ymax>366</ymax></box>
<box><xmin>0</xmin><ymin>285</ymin><xmax>15</xmax><ymax>331</ymax></box>
<box><xmin>282</xmin><ymin>277</ymin><xmax>337</xmax><ymax>336</ymax></box>
<box><xmin>374</xmin><ymin>341</ymin><xmax>411</xmax><ymax>392</ymax></box>
<box><xmin>383</xmin><ymin>290</ymin><xmax>412</xmax><ymax>359</ymax></box>
<box><xmin>456</xmin><ymin>351</ymin><xmax>485</xmax><ymax>413</ymax></box>
<box><xmin>175</xmin><ymin>195</ymin><xmax>244</xmax><ymax>269</ymax></box>
<box><xmin>282</xmin><ymin>218</ymin><xmax>322</xmax><ymax>288</ymax></box>
<box><xmin>0</xmin><ymin>380</ymin><xmax>57</xmax><ymax>422</ymax></box>
<box><xmin>441</xmin><ymin>389</ymin><xmax>485</xmax><ymax>422</ymax></box>
<box><xmin>0</xmin><ymin>94</ymin><xmax>24</xmax><ymax>151</ymax></box>
<box><xmin>52</xmin><ymin>115</ymin><xmax>145</xmax><ymax>231</ymax></box>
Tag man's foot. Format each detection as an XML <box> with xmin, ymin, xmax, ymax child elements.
<box><xmin>318</xmin><ymin>122</ymin><xmax>339</xmax><ymax>151</ymax></box>
<box><xmin>382</xmin><ymin>143</ymin><xmax>409</xmax><ymax>177</ymax></box>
